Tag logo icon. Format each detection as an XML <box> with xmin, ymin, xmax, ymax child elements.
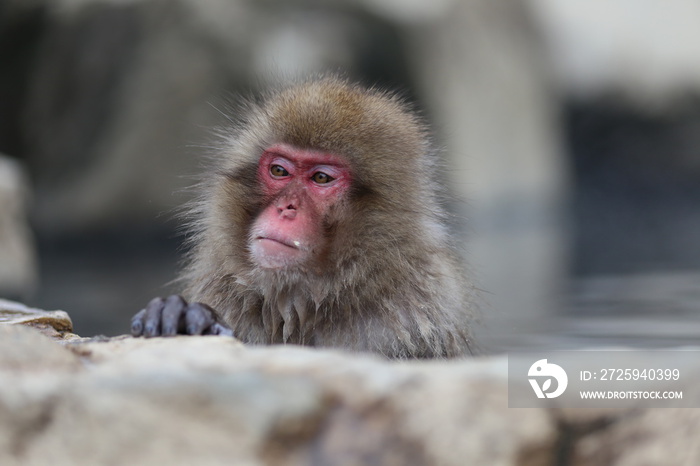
<box><xmin>528</xmin><ymin>359</ymin><xmax>568</xmax><ymax>399</ymax></box>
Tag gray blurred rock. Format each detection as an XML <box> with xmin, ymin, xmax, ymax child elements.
<box><xmin>24</xmin><ymin>0</ymin><xmax>252</xmax><ymax>232</ymax></box>
<box><xmin>528</xmin><ymin>0</ymin><xmax>700</xmax><ymax>107</ymax></box>
<box><xmin>405</xmin><ymin>0</ymin><xmax>568</xmax><ymax>350</ymax></box>
<box><xmin>0</xmin><ymin>156</ymin><xmax>37</xmax><ymax>299</ymax></box>
<box><xmin>20</xmin><ymin>0</ymin><xmax>406</xmax><ymax>234</ymax></box>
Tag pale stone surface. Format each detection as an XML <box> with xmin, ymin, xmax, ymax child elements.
<box><xmin>0</xmin><ymin>325</ymin><xmax>81</xmax><ymax>372</ymax></box>
<box><xmin>574</xmin><ymin>409</ymin><xmax>700</xmax><ymax>466</ymax></box>
<box><xmin>0</xmin><ymin>324</ymin><xmax>556</xmax><ymax>466</ymax></box>
<box><xmin>2</xmin><ymin>314</ymin><xmax>700</xmax><ymax>465</ymax></box>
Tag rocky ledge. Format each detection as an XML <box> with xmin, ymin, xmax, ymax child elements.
<box><xmin>0</xmin><ymin>299</ymin><xmax>698</xmax><ymax>466</ymax></box>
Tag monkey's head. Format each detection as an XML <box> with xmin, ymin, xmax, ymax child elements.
<box><xmin>183</xmin><ymin>78</ymin><xmax>475</xmax><ymax>356</ymax></box>
<box><xmin>213</xmin><ymin>78</ymin><xmax>445</xmax><ymax>285</ymax></box>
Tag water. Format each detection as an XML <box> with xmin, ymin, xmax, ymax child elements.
<box><xmin>556</xmin><ymin>271</ymin><xmax>700</xmax><ymax>348</ymax></box>
<box><xmin>28</xmin><ymin>228</ymin><xmax>700</xmax><ymax>351</ymax></box>
<box><xmin>484</xmin><ymin>271</ymin><xmax>700</xmax><ymax>353</ymax></box>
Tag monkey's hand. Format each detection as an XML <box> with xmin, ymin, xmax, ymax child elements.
<box><xmin>130</xmin><ymin>295</ymin><xmax>234</xmax><ymax>338</ymax></box>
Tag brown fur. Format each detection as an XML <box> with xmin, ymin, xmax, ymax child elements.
<box><xmin>181</xmin><ymin>78</ymin><xmax>478</xmax><ymax>358</ymax></box>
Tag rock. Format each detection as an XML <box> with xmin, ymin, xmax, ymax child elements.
<box><xmin>529</xmin><ymin>0</ymin><xmax>700</xmax><ymax>105</ymax></box>
<box><xmin>0</xmin><ymin>298</ymin><xmax>76</xmax><ymax>339</ymax></box>
<box><xmin>0</xmin><ymin>325</ymin><xmax>81</xmax><ymax>372</ymax></box>
<box><xmin>1</xmin><ymin>319</ymin><xmax>699</xmax><ymax>464</ymax></box>
<box><xmin>408</xmin><ymin>0</ymin><xmax>567</xmax><ymax>349</ymax></box>
<box><xmin>63</xmin><ymin>336</ymin><xmax>558</xmax><ymax>465</ymax></box>
<box><xmin>0</xmin><ymin>324</ymin><xmax>558</xmax><ymax>465</ymax></box>
<box><xmin>17</xmin><ymin>0</ymin><xmax>407</xmax><ymax>234</ymax></box>
<box><xmin>574</xmin><ymin>409</ymin><xmax>700</xmax><ymax>466</ymax></box>
<box><xmin>0</xmin><ymin>156</ymin><xmax>37</xmax><ymax>300</ymax></box>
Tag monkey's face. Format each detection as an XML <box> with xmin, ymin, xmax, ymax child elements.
<box><xmin>248</xmin><ymin>143</ymin><xmax>352</xmax><ymax>270</ymax></box>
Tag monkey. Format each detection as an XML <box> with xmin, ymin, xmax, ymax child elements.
<box><xmin>131</xmin><ymin>77</ymin><xmax>478</xmax><ymax>358</ymax></box>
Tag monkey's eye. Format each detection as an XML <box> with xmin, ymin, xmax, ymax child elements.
<box><xmin>270</xmin><ymin>165</ymin><xmax>289</xmax><ymax>177</ymax></box>
<box><xmin>311</xmin><ymin>171</ymin><xmax>334</xmax><ymax>184</ymax></box>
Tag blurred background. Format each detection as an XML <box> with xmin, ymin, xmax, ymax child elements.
<box><xmin>2</xmin><ymin>0</ymin><xmax>700</xmax><ymax>351</ymax></box>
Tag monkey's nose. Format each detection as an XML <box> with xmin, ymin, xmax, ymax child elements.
<box><xmin>276</xmin><ymin>198</ymin><xmax>298</xmax><ymax>211</ymax></box>
<box><xmin>280</xmin><ymin>209</ymin><xmax>297</xmax><ymax>219</ymax></box>
<box><xmin>277</xmin><ymin>203</ymin><xmax>297</xmax><ymax>219</ymax></box>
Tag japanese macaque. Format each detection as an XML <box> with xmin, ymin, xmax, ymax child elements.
<box><xmin>131</xmin><ymin>78</ymin><xmax>478</xmax><ymax>358</ymax></box>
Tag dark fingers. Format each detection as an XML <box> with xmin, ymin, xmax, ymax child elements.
<box><xmin>143</xmin><ymin>297</ymin><xmax>166</xmax><ymax>337</ymax></box>
<box><xmin>161</xmin><ymin>295</ymin><xmax>188</xmax><ymax>336</ymax></box>
<box><xmin>185</xmin><ymin>302</ymin><xmax>215</xmax><ymax>335</ymax></box>
<box><xmin>130</xmin><ymin>308</ymin><xmax>147</xmax><ymax>336</ymax></box>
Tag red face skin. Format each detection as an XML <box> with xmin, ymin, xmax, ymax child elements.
<box><xmin>249</xmin><ymin>143</ymin><xmax>353</xmax><ymax>269</ymax></box>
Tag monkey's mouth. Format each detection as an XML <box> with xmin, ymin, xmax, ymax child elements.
<box><xmin>255</xmin><ymin>236</ymin><xmax>299</xmax><ymax>250</ymax></box>
<box><xmin>251</xmin><ymin>236</ymin><xmax>305</xmax><ymax>269</ymax></box>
